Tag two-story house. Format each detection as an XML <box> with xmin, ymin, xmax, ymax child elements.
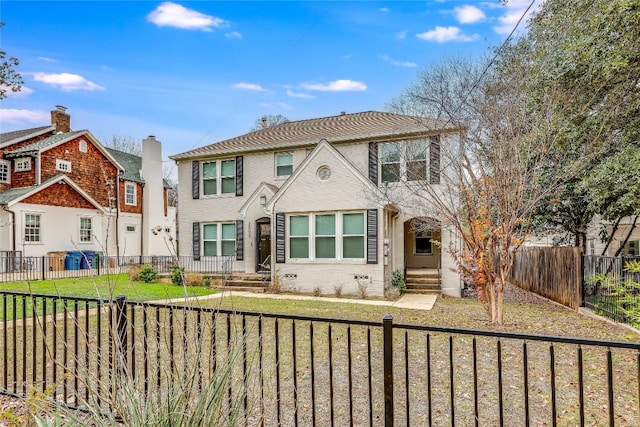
<box><xmin>171</xmin><ymin>111</ymin><xmax>463</xmax><ymax>297</ymax></box>
<box><xmin>0</xmin><ymin>106</ymin><xmax>176</xmax><ymax>260</ymax></box>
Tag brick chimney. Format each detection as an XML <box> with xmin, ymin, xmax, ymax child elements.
<box><xmin>51</xmin><ymin>105</ymin><xmax>70</xmax><ymax>132</ymax></box>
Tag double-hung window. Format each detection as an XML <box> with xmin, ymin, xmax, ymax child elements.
<box><xmin>275</xmin><ymin>153</ymin><xmax>293</xmax><ymax>177</ymax></box>
<box><xmin>15</xmin><ymin>158</ymin><xmax>31</xmax><ymax>172</ymax></box>
<box><xmin>621</xmin><ymin>240</ymin><xmax>639</xmax><ymax>256</ymax></box>
<box><xmin>24</xmin><ymin>213</ymin><xmax>41</xmax><ymax>243</ymax></box>
<box><xmin>415</xmin><ymin>230</ymin><xmax>433</xmax><ymax>255</ymax></box>
<box><xmin>125</xmin><ymin>183</ymin><xmax>136</xmax><ymax>205</ymax></box>
<box><xmin>203</xmin><ymin>223</ymin><xmax>236</xmax><ymax>256</ymax></box>
<box><xmin>80</xmin><ymin>217</ymin><xmax>92</xmax><ymax>242</ymax></box>
<box><xmin>288</xmin><ymin>212</ymin><xmax>365</xmax><ymax>260</ymax></box>
<box><xmin>380</xmin><ymin>138</ymin><xmax>435</xmax><ymax>183</ymax></box>
<box><xmin>202</xmin><ymin>159</ymin><xmax>236</xmax><ymax>196</ymax></box>
<box><xmin>0</xmin><ymin>160</ymin><xmax>10</xmax><ymax>183</ymax></box>
<box><xmin>315</xmin><ymin>214</ymin><xmax>336</xmax><ymax>258</ymax></box>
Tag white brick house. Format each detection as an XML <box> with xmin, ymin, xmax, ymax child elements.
<box><xmin>171</xmin><ymin>111</ymin><xmax>463</xmax><ymax>297</ymax></box>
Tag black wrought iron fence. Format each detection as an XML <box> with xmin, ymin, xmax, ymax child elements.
<box><xmin>0</xmin><ymin>255</ymin><xmax>233</xmax><ymax>283</ymax></box>
<box><xmin>2</xmin><ymin>291</ymin><xmax>639</xmax><ymax>426</ymax></box>
<box><xmin>583</xmin><ymin>255</ymin><xmax>640</xmax><ymax>327</ymax></box>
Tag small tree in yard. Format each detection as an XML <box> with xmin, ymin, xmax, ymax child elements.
<box><xmin>386</xmin><ymin>56</ymin><xmax>564</xmax><ymax>325</ymax></box>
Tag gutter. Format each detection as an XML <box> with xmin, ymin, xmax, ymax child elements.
<box><xmin>2</xmin><ymin>206</ymin><xmax>16</xmax><ymax>252</ymax></box>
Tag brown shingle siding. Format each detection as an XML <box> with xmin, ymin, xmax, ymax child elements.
<box><xmin>40</xmin><ymin>136</ymin><xmax>118</xmax><ymax>207</ymax></box>
<box><xmin>22</xmin><ymin>182</ymin><xmax>96</xmax><ymax>209</ymax></box>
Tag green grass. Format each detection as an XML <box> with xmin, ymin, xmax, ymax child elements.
<box><xmin>0</xmin><ymin>274</ymin><xmax>217</xmax><ymax>301</ymax></box>
<box><xmin>1</xmin><ymin>274</ymin><xmax>218</xmax><ymax>320</ymax></box>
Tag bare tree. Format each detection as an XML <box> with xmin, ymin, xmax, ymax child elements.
<box><xmin>249</xmin><ymin>114</ymin><xmax>290</xmax><ymax>131</ymax></box>
<box><xmin>0</xmin><ymin>23</ymin><xmax>23</xmax><ymax>99</ymax></box>
<box><xmin>385</xmin><ymin>56</ymin><xmax>565</xmax><ymax>325</ymax></box>
<box><xmin>104</xmin><ymin>135</ymin><xmax>142</xmax><ymax>156</ymax></box>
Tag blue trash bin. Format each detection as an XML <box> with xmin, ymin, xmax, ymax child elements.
<box><xmin>65</xmin><ymin>251</ymin><xmax>82</xmax><ymax>270</ymax></box>
<box><xmin>81</xmin><ymin>251</ymin><xmax>95</xmax><ymax>269</ymax></box>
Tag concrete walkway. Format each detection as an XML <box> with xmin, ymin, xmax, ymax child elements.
<box><xmin>170</xmin><ymin>290</ymin><xmax>438</xmax><ymax>311</ymax></box>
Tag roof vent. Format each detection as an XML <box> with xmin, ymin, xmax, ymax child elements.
<box><xmin>339</xmin><ymin>111</ymin><xmax>346</xmax><ymax>119</ymax></box>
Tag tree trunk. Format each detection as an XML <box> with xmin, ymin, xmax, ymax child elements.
<box><xmin>600</xmin><ymin>217</ymin><xmax>622</xmax><ymax>256</ymax></box>
<box><xmin>614</xmin><ymin>216</ymin><xmax>639</xmax><ymax>257</ymax></box>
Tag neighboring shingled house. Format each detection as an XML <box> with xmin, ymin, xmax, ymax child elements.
<box><xmin>0</xmin><ymin>106</ymin><xmax>176</xmax><ymax>259</ymax></box>
<box><xmin>171</xmin><ymin>111</ymin><xmax>464</xmax><ymax>297</ymax></box>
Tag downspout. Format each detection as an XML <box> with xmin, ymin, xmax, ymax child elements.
<box><xmin>2</xmin><ymin>206</ymin><xmax>16</xmax><ymax>252</ymax></box>
<box><xmin>115</xmin><ymin>174</ymin><xmax>121</xmax><ymax>259</ymax></box>
<box><xmin>140</xmin><ymin>183</ymin><xmax>145</xmax><ymax>258</ymax></box>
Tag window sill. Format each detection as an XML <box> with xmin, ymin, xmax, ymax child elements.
<box><xmin>201</xmin><ymin>193</ymin><xmax>237</xmax><ymax>199</ymax></box>
<box><xmin>286</xmin><ymin>259</ymin><xmax>367</xmax><ymax>264</ymax></box>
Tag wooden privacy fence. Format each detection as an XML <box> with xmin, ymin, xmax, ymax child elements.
<box><xmin>509</xmin><ymin>246</ymin><xmax>583</xmax><ymax>309</ymax></box>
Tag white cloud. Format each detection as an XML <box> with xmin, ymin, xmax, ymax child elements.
<box><xmin>225</xmin><ymin>31</ymin><xmax>242</xmax><ymax>39</ymax></box>
<box><xmin>493</xmin><ymin>0</ymin><xmax>543</xmax><ymax>35</ymax></box>
<box><xmin>147</xmin><ymin>2</ymin><xmax>227</xmax><ymax>31</ymax></box>
<box><xmin>416</xmin><ymin>26</ymin><xmax>475</xmax><ymax>43</ymax></box>
<box><xmin>33</xmin><ymin>72</ymin><xmax>105</xmax><ymax>91</ymax></box>
<box><xmin>455</xmin><ymin>5</ymin><xmax>485</xmax><ymax>24</ymax></box>
<box><xmin>234</xmin><ymin>82</ymin><xmax>266</xmax><ymax>91</ymax></box>
<box><xmin>1</xmin><ymin>85</ymin><xmax>34</xmax><ymax>98</ymax></box>
<box><xmin>286</xmin><ymin>89</ymin><xmax>315</xmax><ymax>99</ymax></box>
<box><xmin>0</xmin><ymin>109</ymin><xmax>49</xmax><ymax>125</ymax></box>
<box><xmin>37</xmin><ymin>56</ymin><xmax>56</xmax><ymax>63</ymax></box>
<box><xmin>395</xmin><ymin>30</ymin><xmax>408</xmax><ymax>40</ymax></box>
<box><xmin>380</xmin><ymin>54</ymin><xmax>417</xmax><ymax>68</ymax></box>
<box><xmin>379</xmin><ymin>7</ymin><xmax>389</xmax><ymax>12</ymax></box>
<box><xmin>301</xmin><ymin>79</ymin><xmax>367</xmax><ymax>92</ymax></box>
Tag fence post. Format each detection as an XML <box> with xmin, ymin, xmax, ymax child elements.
<box><xmin>383</xmin><ymin>314</ymin><xmax>394</xmax><ymax>427</ymax></box>
<box><xmin>41</xmin><ymin>256</ymin><xmax>45</xmax><ymax>281</ymax></box>
<box><xmin>115</xmin><ymin>295</ymin><xmax>128</xmax><ymax>380</ymax></box>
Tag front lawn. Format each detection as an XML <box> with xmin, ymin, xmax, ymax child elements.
<box><xmin>0</xmin><ymin>273</ymin><xmax>217</xmax><ymax>302</ymax></box>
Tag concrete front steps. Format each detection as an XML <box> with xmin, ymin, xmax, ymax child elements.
<box><xmin>216</xmin><ymin>272</ymin><xmax>268</xmax><ymax>293</ymax></box>
<box><xmin>405</xmin><ymin>268</ymin><xmax>441</xmax><ymax>294</ymax></box>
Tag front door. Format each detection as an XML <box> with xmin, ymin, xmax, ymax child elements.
<box><xmin>256</xmin><ymin>219</ymin><xmax>271</xmax><ymax>272</ymax></box>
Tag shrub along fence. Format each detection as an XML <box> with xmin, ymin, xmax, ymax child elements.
<box><xmin>2</xmin><ymin>291</ymin><xmax>639</xmax><ymax>426</ymax></box>
<box><xmin>583</xmin><ymin>255</ymin><xmax>640</xmax><ymax>328</ymax></box>
<box><xmin>509</xmin><ymin>246</ymin><xmax>583</xmax><ymax>309</ymax></box>
<box><xmin>0</xmin><ymin>254</ymin><xmax>233</xmax><ymax>283</ymax></box>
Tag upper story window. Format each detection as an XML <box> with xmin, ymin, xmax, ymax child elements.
<box><xmin>202</xmin><ymin>159</ymin><xmax>236</xmax><ymax>196</ymax></box>
<box><xmin>125</xmin><ymin>182</ymin><xmax>137</xmax><ymax>205</ymax></box>
<box><xmin>275</xmin><ymin>152</ymin><xmax>293</xmax><ymax>177</ymax></box>
<box><xmin>380</xmin><ymin>136</ymin><xmax>439</xmax><ymax>184</ymax></box>
<box><xmin>56</xmin><ymin>159</ymin><xmax>72</xmax><ymax>173</ymax></box>
<box><xmin>288</xmin><ymin>212</ymin><xmax>365</xmax><ymax>260</ymax></box>
<box><xmin>79</xmin><ymin>139</ymin><xmax>88</xmax><ymax>153</ymax></box>
<box><xmin>0</xmin><ymin>160</ymin><xmax>10</xmax><ymax>183</ymax></box>
<box><xmin>15</xmin><ymin>158</ymin><xmax>32</xmax><ymax>172</ymax></box>
<box><xmin>79</xmin><ymin>217</ymin><xmax>92</xmax><ymax>243</ymax></box>
<box><xmin>24</xmin><ymin>213</ymin><xmax>41</xmax><ymax>244</ymax></box>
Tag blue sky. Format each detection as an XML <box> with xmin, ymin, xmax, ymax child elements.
<box><xmin>0</xmin><ymin>1</ymin><xmax>541</xmax><ymax>160</ymax></box>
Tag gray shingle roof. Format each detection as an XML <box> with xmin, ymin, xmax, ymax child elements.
<box><xmin>0</xmin><ymin>126</ymin><xmax>55</xmax><ymax>145</ymax></box>
<box><xmin>105</xmin><ymin>147</ymin><xmax>144</xmax><ymax>183</ymax></box>
<box><xmin>5</xmin><ymin>130</ymin><xmax>86</xmax><ymax>155</ymax></box>
<box><xmin>0</xmin><ymin>174</ymin><xmax>67</xmax><ymax>205</ymax></box>
<box><xmin>170</xmin><ymin>111</ymin><xmax>456</xmax><ymax>160</ymax></box>
<box><xmin>105</xmin><ymin>147</ymin><xmax>171</xmax><ymax>188</ymax></box>
<box><xmin>0</xmin><ymin>185</ymin><xmax>33</xmax><ymax>205</ymax></box>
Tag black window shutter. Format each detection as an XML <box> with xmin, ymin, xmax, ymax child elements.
<box><xmin>236</xmin><ymin>156</ymin><xmax>243</xmax><ymax>196</ymax></box>
<box><xmin>366</xmin><ymin>209</ymin><xmax>378</xmax><ymax>264</ymax></box>
<box><xmin>192</xmin><ymin>222</ymin><xmax>201</xmax><ymax>261</ymax></box>
<box><xmin>368</xmin><ymin>142</ymin><xmax>378</xmax><ymax>185</ymax></box>
<box><xmin>429</xmin><ymin>136</ymin><xmax>440</xmax><ymax>185</ymax></box>
<box><xmin>275</xmin><ymin>212</ymin><xmax>286</xmax><ymax>264</ymax></box>
<box><xmin>192</xmin><ymin>161</ymin><xmax>200</xmax><ymax>199</ymax></box>
<box><xmin>236</xmin><ymin>220</ymin><xmax>244</xmax><ymax>260</ymax></box>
